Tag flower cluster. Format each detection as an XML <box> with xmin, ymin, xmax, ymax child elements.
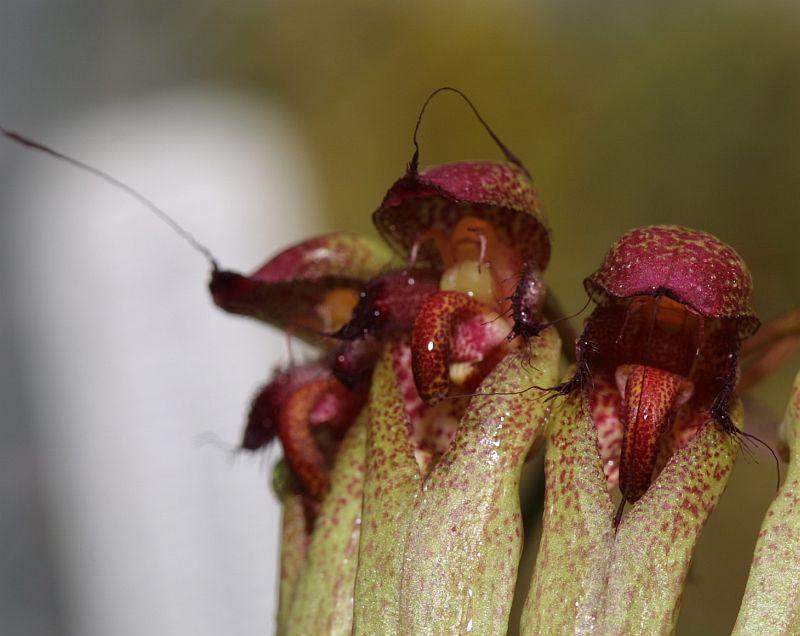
<box><xmin>210</xmin><ymin>103</ymin><xmax>800</xmax><ymax>635</ymax></box>
<box><xmin>4</xmin><ymin>95</ymin><xmax>798</xmax><ymax>636</ymax></box>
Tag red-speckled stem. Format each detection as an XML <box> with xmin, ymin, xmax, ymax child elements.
<box><xmin>400</xmin><ymin>329</ymin><xmax>560</xmax><ymax>635</ymax></box>
<box><xmin>522</xmin><ymin>388</ymin><xmax>615</xmax><ymax>634</ymax></box>
<box><xmin>353</xmin><ymin>345</ymin><xmax>422</xmax><ymax>636</ymax></box>
<box><xmin>599</xmin><ymin>402</ymin><xmax>740</xmax><ymax>634</ymax></box>
<box><xmin>273</xmin><ymin>461</ymin><xmax>310</xmax><ymax>636</ymax></box>
<box><xmin>734</xmin><ymin>372</ymin><xmax>800</xmax><ymax>634</ymax></box>
<box><xmin>522</xmin><ymin>389</ymin><xmax>741</xmax><ymax>634</ymax></box>
<box><xmin>287</xmin><ymin>412</ymin><xmax>367</xmax><ymax>636</ymax></box>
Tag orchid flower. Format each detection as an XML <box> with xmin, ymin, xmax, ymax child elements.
<box><xmin>524</xmin><ymin>225</ymin><xmax>757</xmax><ymax>634</ymax></box>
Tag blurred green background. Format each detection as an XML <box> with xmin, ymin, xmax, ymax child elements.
<box><xmin>2</xmin><ymin>1</ymin><xmax>799</xmax><ymax>634</ymax></box>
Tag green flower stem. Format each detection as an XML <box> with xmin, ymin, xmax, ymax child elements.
<box><xmin>521</xmin><ymin>388</ymin><xmax>615</xmax><ymax>634</ymax></box>
<box><xmin>273</xmin><ymin>461</ymin><xmax>310</xmax><ymax>635</ymax></box>
<box><xmin>734</xmin><ymin>371</ymin><xmax>800</xmax><ymax>635</ymax></box>
<box><xmin>353</xmin><ymin>345</ymin><xmax>422</xmax><ymax>635</ymax></box>
<box><xmin>598</xmin><ymin>401</ymin><xmax>741</xmax><ymax>635</ymax></box>
<box><xmin>399</xmin><ymin>329</ymin><xmax>560</xmax><ymax>635</ymax></box>
<box><xmin>522</xmin><ymin>394</ymin><xmax>741</xmax><ymax>635</ymax></box>
<box><xmin>287</xmin><ymin>411</ymin><xmax>367</xmax><ymax>635</ymax></box>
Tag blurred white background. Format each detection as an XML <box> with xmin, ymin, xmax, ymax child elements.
<box><xmin>2</xmin><ymin>86</ymin><xmax>321</xmax><ymax>636</ymax></box>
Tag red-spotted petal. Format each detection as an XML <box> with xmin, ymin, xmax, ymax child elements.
<box><xmin>373</xmin><ymin>161</ymin><xmax>550</xmax><ymax>271</ymax></box>
<box><xmin>210</xmin><ymin>232</ymin><xmax>391</xmax><ymax>343</ymax></box>
<box><xmin>584</xmin><ymin>225</ymin><xmax>758</xmax><ymax>335</ymax></box>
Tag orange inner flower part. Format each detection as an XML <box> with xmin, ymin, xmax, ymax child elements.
<box><xmin>412</xmin><ymin>216</ymin><xmax>524</xmax><ymax>312</ymax></box>
<box><xmin>616</xmin><ymin>295</ymin><xmax>704</xmax><ymax>376</ymax></box>
<box><xmin>316</xmin><ymin>287</ymin><xmax>360</xmax><ymax>333</ymax></box>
